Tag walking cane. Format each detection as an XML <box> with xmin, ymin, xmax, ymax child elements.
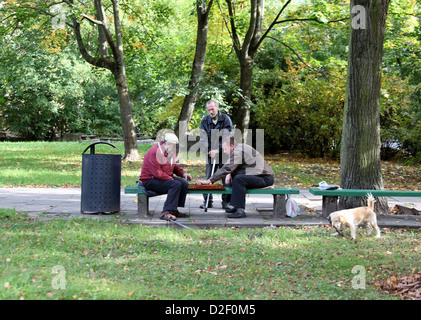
<box><xmin>170</xmin><ymin>219</ymin><xmax>192</xmax><ymax>230</ymax></box>
<box><xmin>204</xmin><ymin>157</ymin><xmax>216</xmax><ymax>212</ymax></box>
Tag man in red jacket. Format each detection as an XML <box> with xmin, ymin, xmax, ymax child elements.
<box><xmin>140</xmin><ymin>133</ymin><xmax>192</xmax><ymax>221</ymax></box>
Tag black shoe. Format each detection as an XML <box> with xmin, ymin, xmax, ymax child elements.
<box><xmin>225</xmin><ymin>206</ymin><xmax>236</xmax><ymax>213</ymax></box>
<box><xmin>227</xmin><ymin>208</ymin><xmax>246</xmax><ymax>218</ymax></box>
<box><xmin>200</xmin><ymin>202</ymin><xmax>213</xmax><ymax>209</ymax></box>
<box><xmin>221</xmin><ymin>201</ymin><xmax>230</xmax><ymax>209</ymax></box>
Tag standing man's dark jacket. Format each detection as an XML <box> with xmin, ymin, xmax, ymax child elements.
<box><xmin>199</xmin><ymin>110</ymin><xmax>233</xmax><ymax>208</ymax></box>
<box><xmin>199</xmin><ymin>112</ymin><xmax>233</xmax><ymax>156</ymax></box>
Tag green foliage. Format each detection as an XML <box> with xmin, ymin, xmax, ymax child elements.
<box><xmin>382</xmin><ymin>0</ymin><xmax>421</xmax><ymax>161</ymax></box>
<box><xmin>0</xmin><ymin>30</ymin><xmax>122</xmax><ymax>140</ymax></box>
<box><xmin>255</xmin><ymin>61</ymin><xmax>345</xmax><ymax>158</ymax></box>
<box><xmin>385</xmin><ymin>0</ymin><xmax>421</xmax><ymax>84</ymax></box>
<box><xmin>123</xmin><ymin>0</ymin><xmax>196</xmax><ymax>135</ymax></box>
<box><xmin>78</xmin><ymin>72</ymin><xmax>122</xmax><ymax>137</ymax></box>
<box><xmin>380</xmin><ymin>74</ymin><xmax>419</xmax><ymax>159</ymax></box>
<box><xmin>0</xmin><ymin>36</ymin><xmax>81</xmax><ymax>140</ymax></box>
<box><xmin>0</xmin><ymin>0</ymin><xmax>420</xmax><ymax>164</ymax></box>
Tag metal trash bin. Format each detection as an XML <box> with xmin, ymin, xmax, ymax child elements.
<box><xmin>81</xmin><ymin>141</ymin><xmax>121</xmax><ymax>214</ymax></box>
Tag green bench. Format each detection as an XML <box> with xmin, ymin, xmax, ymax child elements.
<box><xmin>124</xmin><ymin>185</ymin><xmax>300</xmax><ymax>219</ymax></box>
<box><xmin>309</xmin><ymin>188</ymin><xmax>421</xmax><ymax>217</ymax></box>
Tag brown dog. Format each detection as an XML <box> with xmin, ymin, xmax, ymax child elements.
<box><xmin>328</xmin><ymin>194</ymin><xmax>381</xmax><ymax>240</ymax></box>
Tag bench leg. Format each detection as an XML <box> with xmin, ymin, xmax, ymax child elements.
<box><xmin>273</xmin><ymin>194</ymin><xmax>287</xmax><ymax>219</ymax></box>
<box><xmin>137</xmin><ymin>194</ymin><xmax>151</xmax><ymax>217</ymax></box>
<box><xmin>322</xmin><ymin>196</ymin><xmax>338</xmax><ymax>217</ymax></box>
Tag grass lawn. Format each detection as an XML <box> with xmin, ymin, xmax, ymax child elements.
<box><xmin>1</xmin><ymin>209</ymin><xmax>420</xmax><ymax>300</ymax></box>
<box><xmin>0</xmin><ymin>141</ymin><xmax>420</xmax><ymax>189</ymax></box>
<box><xmin>0</xmin><ymin>141</ymin><xmax>420</xmax><ymax>300</ymax></box>
<box><xmin>0</xmin><ymin>141</ymin><xmax>148</xmax><ymax>188</ymax></box>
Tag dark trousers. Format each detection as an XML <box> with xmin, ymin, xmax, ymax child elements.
<box><xmin>144</xmin><ymin>177</ymin><xmax>188</xmax><ymax>212</ymax></box>
<box><xmin>203</xmin><ymin>158</ymin><xmax>231</xmax><ymax>204</ymax></box>
<box><xmin>230</xmin><ymin>174</ymin><xmax>274</xmax><ymax>209</ymax></box>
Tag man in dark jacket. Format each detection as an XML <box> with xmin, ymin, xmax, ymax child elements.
<box><xmin>199</xmin><ymin>100</ymin><xmax>233</xmax><ymax>209</ymax></box>
<box><xmin>195</xmin><ymin>136</ymin><xmax>275</xmax><ymax>218</ymax></box>
<box><xmin>140</xmin><ymin>133</ymin><xmax>192</xmax><ymax>221</ymax></box>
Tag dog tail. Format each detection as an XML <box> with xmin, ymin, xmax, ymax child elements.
<box><xmin>367</xmin><ymin>193</ymin><xmax>375</xmax><ymax>210</ymax></box>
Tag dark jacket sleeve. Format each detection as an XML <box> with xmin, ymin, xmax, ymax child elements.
<box><xmin>209</xmin><ymin>148</ymin><xmax>241</xmax><ymax>183</ymax></box>
<box><xmin>222</xmin><ymin>114</ymin><xmax>233</xmax><ymax>131</ymax></box>
<box><xmin>199</xmin><ymin>116</ymin><xmax>209</xmax><ymax>152</ymax></box>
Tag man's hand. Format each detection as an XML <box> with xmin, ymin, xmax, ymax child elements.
<box><xmin>183</xmin><ymin>173</ymin><xmax>192</xmax><ymax>181</ymax></box>
<box><xmin>208</xmin><ymin>149</ymin><xmax>219</xmax><ymax>158</ymax></box>
<box><xmin>195</xmin><ymin>179</ymin><xmax>211</xmax><ymax>185</ymax></box>
<box><xmin>225</xmin><ymin>173</ymin><xmax>232</xmax><ymax>186</ymax></box>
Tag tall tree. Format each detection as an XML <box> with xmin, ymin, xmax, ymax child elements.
<box><xmin>69</xmin><ymin>0</ymin><xmax>140</xmax><ymax>161</ymax></box>
<box><xmin>1</xmin><ymin>0</ymin><xmax>141</xmax><ymax>161</ymax></box>
<box><xmin>175</xmin><ymin>0</ymin><xmax>214</xmax><ymax>142</ymax></box>
<box><xmin>221</xmin><ymin>0</ymin><xmax>346</xmax><ymax>139</ymax></box>
<box><xmin>340</xmin><ymin>0</ymin><xmax>391</xmax><ymax>213</ymax></box>
<box><xmin>223</xmin><ymin>0</ymin><xmax>268</xmax><ymax>138</ymax></box>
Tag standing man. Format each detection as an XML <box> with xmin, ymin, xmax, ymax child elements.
<box><xmin>195</xmin><ymin>136</ymin><xmax>275</xmax><ymax>218</ymax></box>
<box><xmin>140</xmin><ymin>133</ymin><xmax>193</xmax><ymax>221</ymax></box>
<box><xmin>199</xmin><ymin>100</ymin><xmax>233</xmax><ymax>209</ymax></box>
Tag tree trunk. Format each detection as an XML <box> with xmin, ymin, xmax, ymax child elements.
<box><xmin>70</xmin><ymin>0</ymin><xmax>141</xmax><ymax>161</ymax></box>
<box><xmin>226</xmin><ymin>0</ymin><xmax>265</xmax><ymax>141</ymax></box>
<box><xmin>113</xmin><ymin>68</ymin><xmax>140</xmax><ymax>161</ymax></box>
<box><xmin>340</xmin><ymin>0</ymin><xmax>390</xmax><ymax>214</ymax></box>
<box><xmin>236</xmin><ymin>55</ymin><xmax>254</xmax><ymax>138</ymax></box>
<box><xmin>111</xmin><ymin>0</ymin><xmax>141</xmax><ymax>161</ymax></box>
<box><xmin>94</xmin><ymin>0</ymin><xmax>108</xmax><ymax>58</ymax></box>
<box><xmin>175</xmin><ymin>0</ymin><xmax>213</xmax><ymax>143</ymax></box>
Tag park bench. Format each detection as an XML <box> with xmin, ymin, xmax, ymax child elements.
<box><xmin>124</xmin><ymin>184</ymin><xmax>300</xmax><ymax>219</ymax></box>
<box><xmin>309</xmin><ymin>188</ymin><xmax>421</xmax><ymax>217</ymax></box>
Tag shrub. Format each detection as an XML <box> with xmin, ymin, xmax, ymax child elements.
<box><xmin>255</xmin><ymin>62</ymin><xmax>345</xmax><ymax>158</ymax></box>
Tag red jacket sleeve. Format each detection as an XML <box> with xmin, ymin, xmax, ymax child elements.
<box><xmin>172</xmin><ymin>164</ymin><xmax>185</xmax><ymax>178</ymax></box>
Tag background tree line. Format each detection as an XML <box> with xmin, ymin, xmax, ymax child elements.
<box><xmin>0</xmin><ymin>0</ymin><xmax>420</xmax><ymax>163</ymax></box>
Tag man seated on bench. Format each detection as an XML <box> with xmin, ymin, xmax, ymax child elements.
<box><xmin>195</xmin><ymin>135</ymin><xmax>274</xmax><ymax>218</ymax></box>
<box><xmin>139</xmin><ymin>133</ymin><xmax>193</xmax><ymax>221</ymax></box>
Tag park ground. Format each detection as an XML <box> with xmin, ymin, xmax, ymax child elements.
<box><xmin>0</xmin><ymin>141</ymin><xmax>420</xmax><ymax>300</ymax></box>
<box><xmin>0</xmin><ymin>141</ymin><xmax>420</xmax><ymax>190</ymax></box>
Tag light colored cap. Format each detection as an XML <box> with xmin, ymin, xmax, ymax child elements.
<box><xmin>164</xmin><ymin>133</ymin><xmax>179</xmax><ymax>145</ymax></box>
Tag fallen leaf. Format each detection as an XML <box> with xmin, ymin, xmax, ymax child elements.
<box><xmin>377</xmin><ymin>271</ymin><xmax>421</xmax><ymax>300</ymax></box>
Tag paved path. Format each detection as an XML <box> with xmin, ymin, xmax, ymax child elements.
<box><xmin>1</xmin><ymin>187</ymin><xmax>420</xmax><ymax>229</ymax></box>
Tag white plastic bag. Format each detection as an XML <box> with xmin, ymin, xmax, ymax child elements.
<box><xmin>317</xmin><ymin>181</ymin><xmax>341</xmax><ymax>190</ymax></box>
<box><xmin>286</xmin><ymin>197</ymin><xmax>300</xmax><ymax>218</ymax></box>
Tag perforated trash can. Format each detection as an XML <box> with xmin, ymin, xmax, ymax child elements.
<box><xmin>81</xmin><ymin>142</ymin><xmax>121</xmax><ymax>214</ymax></box>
